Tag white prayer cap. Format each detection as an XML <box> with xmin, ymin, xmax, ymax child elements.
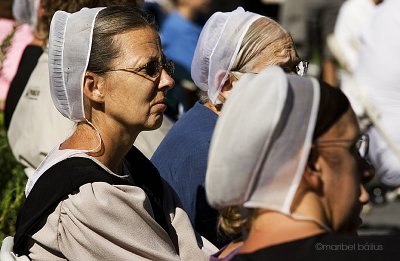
<box><xmin>205</xmin><ymin>66</ymin><xmax>320</xmax><ymax>214</ymax></box>
<box><xmin>12</xmin><ymin>0</ymin><xmax>40</xmax><ymax>26</ymax></box>
<box><xmin>48</xmin><ymin>7</ymin><xmax>105</xmax><ymax>122</ymax></box>
<box><xmin>191</xmin><ymin>7</ymin><xmax>262</xmax><ymax>104</ymax></box>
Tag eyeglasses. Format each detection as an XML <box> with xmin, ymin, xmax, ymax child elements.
<box><xmin>314</xmin><ymin>133</ymin><xmax>369</xmax><ymax>160</ymax></box>
<box><xmin>282</xmin><ymin>60</ymin><xmax>309</xmax><ymax>76</ymax></box>
<box><xmin>96</xmin><ymin>60</ymin><xmax>175</xmax><ymax>81</ymax></box>
<box><xmin>230</xmin><ymin>60</ymin><xmax>309</xmax><ymax>80</ymax></box>
<box><xmin>295</xmin><ymin>61</ymin><xmax>308</xmax><ymax>77</ymax></box>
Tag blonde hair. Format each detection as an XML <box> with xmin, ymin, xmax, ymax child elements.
<box><xmin>232</xmin><ymin>17</ymin><xmax>297</xmax><ymax>73</ymax></box>
<box><xmin>201</xmin><ymin>17</ymin><xmax>297</xmax><ymax>104</ymax></box>
<box><xmin>217</xmin><ymin>206</ymin><xmax>253</xmax><ymax>239</ymax></box>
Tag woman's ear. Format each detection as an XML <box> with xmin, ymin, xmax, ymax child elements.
<box><xmin>303</xmin><ymin>150</ymin><xmax>323</xmax><ymax>192</ymax></box>
<box><xmin>83</xmin><ymin>71</ymin><xmax>105</xmax><ymax>103</ymax></box>
<box><xmin>217</xmin><ymin>74</ymin><xmax>235</xmax><ymax>104</ymax></box>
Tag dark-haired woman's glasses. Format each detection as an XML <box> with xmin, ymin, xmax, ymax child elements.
<box><xmin>314</xmin><ymin>133</ymin><xmax>369</xmax><ymax>160</ymax></box>
<box><xmin>105</xmin><ymin>60</ymin><xmax>175</xmax><ymax>81</ymax></box>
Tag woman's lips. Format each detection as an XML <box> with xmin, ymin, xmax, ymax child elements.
<box><xmin>153</xmin><ymin>98</ymin><xmax>167</xmax><ymax>111</ymax></box>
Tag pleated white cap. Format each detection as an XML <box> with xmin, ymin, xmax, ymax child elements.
<box><xmin>48</xmin><ymin>7</ymin><xmax>105</xmax><ymax>122</ymax></box>
<box><xmin>205</xmin><ymin>66</ymin><xmax>320</xmax><ymax>215</ymax></box>
<box><xmin>191</xmin><ymin>7</ymin><xmax>262</xmax><ymax>104</ymax></box>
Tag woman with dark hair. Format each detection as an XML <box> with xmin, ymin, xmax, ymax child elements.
<box><xmin>206</xmin><ymin>66</ymin><xmax>400</xmax><ymax>260</ymax></box>
<box><xmin>11</xmin><ymin>6</ymin><xmax>215</xmax><ymax>260</ymax></box>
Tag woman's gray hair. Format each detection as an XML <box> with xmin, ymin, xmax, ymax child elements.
<box><xmin>232</xmin><ymin>17</ymin><xmax>297</xmax><ymax>73</ymax></box>
<box><xmin>87</xmin><ymin>6</ymin><xmax>156</xmax><ymax>74</ymax></box>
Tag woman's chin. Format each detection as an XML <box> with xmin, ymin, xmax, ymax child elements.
<box><xmin>145</xmin><ymin>116</ymin><xmax>164</xmax><ymax>131</ymax></box>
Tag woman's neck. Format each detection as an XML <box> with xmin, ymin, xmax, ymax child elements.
<box><xmin>203</xmin><ymin>100</ymin><xmax>222</xmax><ymax>115</ymax></box>
<box><xmin>240</xmin><ymin>211</ymin><xmax>326</xmax><ymax>254</ymax></box>
<box><xmin>60</xmin><ymin>117</ymin><xmax>138</xmax><ymax>174</ymax></box>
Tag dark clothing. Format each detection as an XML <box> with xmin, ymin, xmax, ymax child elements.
<box><xmin>4</xmin><ymin>45</ymin><xmax>43</xmax><ymax>130</ymax></box>
<box><xmin>233</xmin><ymin>232</ymin><xmax>400</xmax><ymax>261</ymax></box>
<box><xmin>151</xmin><ymin>102</ymin><xmax>222</xmax><ymax>246</ymax></box>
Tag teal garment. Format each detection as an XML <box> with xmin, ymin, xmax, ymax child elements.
<box><xmin>160</xmin><ymin>11</ymin><xmax>202</xmax><ymax>72</ymax></box>
<box><xmin>161</xmin><ymin>12</ymin><xmax>202</xmax><ymax>120</ymax></box>
<box><xmin>151</xmin><ymin>102</ymin><xmax>222</xmax><ymax>246</ymax></box>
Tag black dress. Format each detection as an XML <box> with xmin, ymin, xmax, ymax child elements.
<box><xmin>233</xmin><ymin>232</ymin><xmax>400</xmax><ymax>261</ymax></box>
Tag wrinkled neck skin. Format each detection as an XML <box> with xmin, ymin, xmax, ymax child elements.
<box><xmin>240</xmin><ymin>191</ymin><xmax>329</xmax><ymax>254</ymax></box>
<box><xmin>60</xmin><ymin>112</ymin><xmax>140</xmax><ymax>175</ymax></box>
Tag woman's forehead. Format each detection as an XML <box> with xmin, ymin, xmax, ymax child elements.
<box><xmin>322</xmin><ymin>109</ymin><xmax>359</xmax><ymax>140</ymax></box>
<box><xmin>112</xmin><ymin>27</ymin><xmax>162</xmax><ymax>63</ymax></box>
<box><xmin>116</xmin><ymin>27</ymin><xmax>160</xmax><ymax>49</ymax></box>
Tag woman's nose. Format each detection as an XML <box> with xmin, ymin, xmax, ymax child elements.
<box><xmin>158</xmin><ymin>69</ymin><xmax>174</xmax><ymax>91</ymax></box>
<box><xmin>360</xmin><ymin>158</ymin><xmax>375</xmax><ymax>184</ymax></box>
<box><xmin>359</xmin><ymin>184</ymin><xmax>370</xmax><ymax>205</ymax></box>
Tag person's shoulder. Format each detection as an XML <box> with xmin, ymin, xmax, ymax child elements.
<box><xmin>151</xmin><ymin>103</ymin><xmax>216</xmax><ymax>162</ymax></box>
<box><xmin>234</xmin><ymin>232</ymin><xmax>400</xmax><ymax>261</ymax></box>
<box><xmin>154</xmin><ymin>106</ymin><xmax>201</xmax><ymax>140</ymax></box>
<box><xmin>177</xmin><ymin>103</ymin><xmax>217</xmax><ymax>129</ymax></box>
<box><xmin>64</xmin><ymin>181</ymin><xmax>149</xmax><ymax>210</ymax></box>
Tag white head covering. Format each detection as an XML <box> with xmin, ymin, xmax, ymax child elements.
<box><xmin>48</xmin><ymin>7</ymin><xmax>105</xmax><ymax>122</ymax></box>
<box><xmin>191</xmin><ymin>7</ymin><xmax>262</xmax><ymax>104</ymax></box>
<box><xmin>12</xmin><ymin>0</ymin><xmax>40</xmax><ymax>27</ymax></box>
<box><xmin>205</xmin><ymin>66</ymin><xmax>320</xmax><ymax>215</ymax></box>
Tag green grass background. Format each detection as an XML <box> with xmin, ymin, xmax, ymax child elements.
<box><xmin>0</xmin><ymin>111</ymin><xmax>27</xmax><ymax>244</ymax></box>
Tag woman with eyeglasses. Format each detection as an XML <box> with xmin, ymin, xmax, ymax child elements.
<box><xmin>151</xmin><ymin>7</ymin><xmax>305</xmax><ymax>247</ymax></box>
<box><xmin>11</xmin><ymin>6</ymin><xmax>216</xmax><ymax>260</ymax></box>
<box><xmin>206</xmin><ymin>66</ymin><xmax>400</xmax><ymax>260</ymax></box>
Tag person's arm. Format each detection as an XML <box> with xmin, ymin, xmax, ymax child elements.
<box><xmin>0</xmin><ymin>237</ymin><xmax>30</xmax><ymax>261</ymax></box>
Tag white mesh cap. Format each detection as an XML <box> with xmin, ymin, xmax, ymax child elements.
<box><xmin>48</xmin><ymin>7</ymin><xmax>105</xmax><ymax>122</ymax></box>
<box><xmin>205</xmin><ymin>66</ymin><xmax>320</xmax><ymax>214</ymax></box>
<box><xmin>191</xmin><ymin>7</ymin><xmax>262</xmax><ymax>104</ymax></box>
<box><xmin>12</xmin><ymin>0</ymin><xmax>40</xmax><ymax>26</ymax></box>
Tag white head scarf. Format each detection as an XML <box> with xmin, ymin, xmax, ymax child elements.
<box><xmin>205</xmin><ymin>66</ymin><xmax>320</xmax><ymax>215</ymax></box>
<box><xmin>191</xmin><ymin>7</ymin><xmax>262</xmax><ymax>104</ymax></box>
<box><xmin>48</xmin><ymin>7</ymin><xmax>105</xmax><ymax>122</ymax></box>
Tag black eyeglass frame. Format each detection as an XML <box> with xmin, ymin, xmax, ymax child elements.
<box><xmin>230</xmin><ymin>60</ymin><xmax>309</xmax><ymax>80</ymax></box>
<box><xmin>313</xmin><ymin>133</ymin><xmax>370</xmax><ymax>159</ymax></box>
